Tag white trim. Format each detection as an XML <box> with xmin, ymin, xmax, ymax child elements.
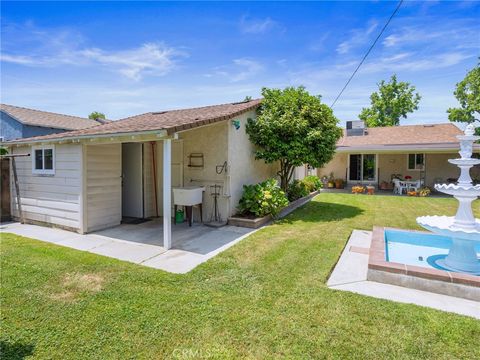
<box><xmin>79</xmin><ymin>144</ymin><xmax>87</xmax><ymax>234</ymax></box>
<box><xmin>31</xmin><ymin>145</ymin><xmax>55</xmax><ymax>175</ymax></box>
<box><xmin>163</xmin><ymin>139</ymin><xmax>172</xmax><ymax>250</ymax></box>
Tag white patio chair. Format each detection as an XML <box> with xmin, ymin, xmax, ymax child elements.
<box><xmin>393</xmin><ymin>179</ymin><xmax>408</xmax><ymax>194</ymax></box>
<box><xmin>408</xmin><ymin>180</ymin><xmax>422</xmax><ymax>192</ymax></box>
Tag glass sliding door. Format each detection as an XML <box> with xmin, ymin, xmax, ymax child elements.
<box><xmin>349</xmin><ymin>154</ymin><xmax>376</xmax><ymax>182</ymax></box>
<box><xmin>362</xmin><ymin>154</ymin><xmax>376</xmax><ymax>181</ymax></box>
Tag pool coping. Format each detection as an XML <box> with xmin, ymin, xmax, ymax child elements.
<box><xmin>368</xmin><ymin>226</ymin><xmax>480</xmax><ymax>288</ymax></box>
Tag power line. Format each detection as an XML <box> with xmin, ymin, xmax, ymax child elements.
<box><xmin>331</xmin><ymin>0</ymin><xmax>404</xmax><ymax>108</ymax></box>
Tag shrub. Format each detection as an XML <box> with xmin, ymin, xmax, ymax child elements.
<box><xmin>238</xmin><ymin>178</ymin><xmax>289</xmax><ymax>218</ymax></box>
<box><xmin>302</xmin><ymin>175</ymin><xmax>322</xmax><ymax>192</ymax></box>
<box><xmin>287</xmin><ymin>180</ymin><xmax>309</xmax><ymax>201</ymax></box>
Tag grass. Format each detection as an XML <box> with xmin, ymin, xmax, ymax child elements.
<box><xmin>1</xmin><ymin>193</ymin><xmax>479</xmax><ymax>359</ymax></box>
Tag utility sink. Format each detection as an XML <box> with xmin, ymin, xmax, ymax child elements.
<box><xmin>173</xmin><ymin>186</ymin><xmax>205</xmax><ymax>206</ymax></box>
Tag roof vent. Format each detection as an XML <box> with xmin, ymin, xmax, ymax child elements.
<box><xmin>346</xmin><ymin>121</ymin><xmax>366</xmax><ymax>136</ymax></box>
<box><xmin>423</xmin><ymin>124</ymin><xmax>435</xmax><ymax>127</ymax></box>
<box><xmin>152</xmin><ymin>111</ymin><xmax>167</xmax><ymax>115</ymax></box>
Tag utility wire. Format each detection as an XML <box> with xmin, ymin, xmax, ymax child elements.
<box><xmin>331</xmin><ymin>0</ymin><xmax>404</xmax><ymax>108</ymax></box>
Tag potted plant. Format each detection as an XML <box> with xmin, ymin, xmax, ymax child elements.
<box><xmin>334</xmin><ymin>178</ymin><xmax>344</xmax><ymax>189</ymax></box>
<box><xmin>351</xmin><ymin>185</ymin><xmax>365</xmax><ymax>194</ymax></box>
<box><xmin>418</xmin><ymin>187</ymin><xmax>431</xmax><ymax>197</ymax></box>
<box><xmin>327</xmin><ymin>172</ymin><xmax>335</xmax><ymax>188</ymax></box>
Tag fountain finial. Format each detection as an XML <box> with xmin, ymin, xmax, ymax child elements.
<box><xmin>465</xmin><ymin>123</ymin><xmax>476</xmax><ymax>136</ymax></box>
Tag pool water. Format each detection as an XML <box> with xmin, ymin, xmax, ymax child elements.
<box><xmin>385</xmin><ymin>229</ymin><xmax>480</xmax><ymax>272</ymax></box>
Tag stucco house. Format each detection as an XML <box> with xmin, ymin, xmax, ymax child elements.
<box><xmin>0</xmin><ymin>103</ymin><xmax>104</xmax><ymax>141</ymax></box>
<box><xmin>318</xmin><ymin>121</ymin><xmax>480</xmax><ymax>188</ymax></box>
<box><xmin>4</xmin><ymin>99</ymin><xmax>277</xmax><ymax>248</ymax></box>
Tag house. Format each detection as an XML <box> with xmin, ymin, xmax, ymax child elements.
<box><xmin>0</xmin><ymin>103</ymin><xmax>104</xmax><ymax>141</ymax></box>
<box><xmin>318</xmin><ymin>121</ymin><xmax>480</xmax><ymax>188</ymax></box>
<box><xmin>4</xmin><ymin>99</ymin><xmax>277</xmax><ymax>248</ymax></box>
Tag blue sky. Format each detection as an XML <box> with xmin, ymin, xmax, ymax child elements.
<box><xmin>1</xmin><ymin>1</ymin><xmax>479</xmax><ymax>126</ymax></box>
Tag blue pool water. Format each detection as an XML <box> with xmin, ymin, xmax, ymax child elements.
<box><xmin>385</xmin><ymin>229</ymin><xmax>480</xmax><ymax>272</ymax></box>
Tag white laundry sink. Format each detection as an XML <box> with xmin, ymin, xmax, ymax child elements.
<box><xmin>173</xmin><ymin>186</ymin><xmax>205</xmax><ymax>206</ymax></box>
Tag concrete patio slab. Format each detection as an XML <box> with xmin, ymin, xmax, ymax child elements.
<box><xmin>328</xmin><ymin>230</ymin><xmax>480</xmax><ymax>319</ymax></box>
<box><xmin>0</xmin><ymin>221</ymin><xmax>256</xmax><ymax>273</ymax></box>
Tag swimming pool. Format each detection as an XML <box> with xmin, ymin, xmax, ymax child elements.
<box><xmin>385</xmin><ymin>229</ymin><xmax>480</xmax><ymax>273</ymax></box>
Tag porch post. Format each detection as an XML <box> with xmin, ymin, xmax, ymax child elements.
<box><xmin>163</xmin><ymin>139</ymin><xmax>172</xmax><ymax>249</ymax></box>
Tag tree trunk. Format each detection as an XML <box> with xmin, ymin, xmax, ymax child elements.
<box><xmin>279</xmin><ymin>160</ymin><xmax>294</xmax><ymax>192</ymax></box>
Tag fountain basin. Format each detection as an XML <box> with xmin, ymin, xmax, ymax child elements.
<box><xmin>367</xmin><ymin>227</ymin><xmax>480</xmax><ymax>301</ymax></box>
<box><xmin>434</xmin><ymin>184</ymin><xmax>480</xmax><ymax>197</ymax></box>
<box><xmin>417</xmin><ymin>215</ymin><xmax>480</xmax><ymax>239</ymax></box>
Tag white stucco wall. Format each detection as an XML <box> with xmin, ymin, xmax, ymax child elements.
<box><xmin>320</xmin><ymin>151</ymin><xmax>467</xmax><ymax>187</ymax></box>
<box><xmin>317</xmin><ymin>153</ymin><xmax>348</xmax><ymax>180</ymax></box>
<box><xmin>10</xmin><ymin>144</ymin><xmax>82</xmax><ymax>230</ymax></box>
<box><xmin>179</xmin><ymin>122</ymin><xmax>229</xmax><ymax>221</ymax></box>
<box><xmin>227</xmin><ymin>110</ymin><xmax>277</xmax><ymax>216</ymax></box>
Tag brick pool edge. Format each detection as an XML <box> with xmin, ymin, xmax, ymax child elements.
<box><xmin>367</xmin><ymin>226</ymin><xmax>480</xmax><ymax>302</ymax></box>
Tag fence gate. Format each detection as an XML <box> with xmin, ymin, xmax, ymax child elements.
<box><xmin>1</xmin><ymin>158</ymin><xmax>11</xmax><ymax>222</ymax></box>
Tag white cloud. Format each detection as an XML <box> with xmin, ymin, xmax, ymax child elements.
<box><xmin>207</xmin><ymin>58</ymin><xmax>263</xmax><ymax>82</ymax></box>
<box><xmin>336</xmin><ymin>20</ymin><xmax>378</xmax><ymax>54</ymax></box>
<box><xmin>1</xmin><ymin>23</ymin><xmax>186</xmax><ymax>80</ymax></box>
<box><xmin>239</xmin><ymin>15</ymin><xmax>278</xmax><ymax>34</ymax></box>
<box><xmin>79</xmin><ymin>43</ymin><xmax>185</xmax><ymax>80</ymax></box>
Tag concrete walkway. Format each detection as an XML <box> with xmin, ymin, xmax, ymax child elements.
<box><xmin>328</xmin><ymin>230</ymin><xmax>480</xmax><ymax>319</ymax></box>
<box><xmin>0</xmin><ymin>222</ymin><xmax>255</xmax><ymax>273</ymax></box>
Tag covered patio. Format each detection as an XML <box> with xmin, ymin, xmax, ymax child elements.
<box><xmin>0</xmin><ymin>220</ymin><xmax>254</xmax><ymax>273</ymax></box>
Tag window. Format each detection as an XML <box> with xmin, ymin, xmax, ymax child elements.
<box><xmin>349</xmin><ymin>154</ymin><xmax>377</xmax><ymax>182</ymax></box>
<box><xmin>407</xmin><ymin>153</ymin><xmax>424</xmax><ymax>171</ymax></box>
<box><xmin>32</xmin><ymin>146</ymin><xmax>55</xmax><ymax>175</ymax></box>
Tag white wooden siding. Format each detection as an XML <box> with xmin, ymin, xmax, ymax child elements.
<box><xmin>11</xmin><ymin>144</ymin><xmax>82</xmax><ymax>230</ymax></box>
<box><xmin>85</xmin><ymin>143</ymin><xmax>122</xmax><ymax>232</ymax></box>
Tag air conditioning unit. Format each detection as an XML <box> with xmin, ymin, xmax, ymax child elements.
<box><xmin>346</xmin><ymin>120</ymin><xmax>366</xmax><ymax>136</ymax></box>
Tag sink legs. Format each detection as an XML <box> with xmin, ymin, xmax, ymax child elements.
<box><xmin>174</xmin><ymin>204</ymin><xmax>203</xmax><ymax>227</ymax></box>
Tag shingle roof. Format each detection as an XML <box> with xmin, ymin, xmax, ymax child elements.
<box><xmin>1</xmin><ymin>103</ymin><xmax>103</xmax><ymax>131</ymax></box>
<box><xmin>6</xmin><ymin>99</ymin><xmax>261</xmax><ymax>144</ymax></box>
<box><xmin>338</xmin><ymin>123</ymin><xmax>462</xmax><ymax>148</ymax></box>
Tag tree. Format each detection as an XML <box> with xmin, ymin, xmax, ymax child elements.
<box><xmin>246</xmin><ymin>86</ymin><xmax>342</xmax><ymax>191</ymax></box>
<box><xmin>447</xmin><ymin>61</ymin><xmax>479</xmax><ymax>134</ymax></box>
<box><xmin>88</xmin><ymin>111</ymin><xmax>106</xmax><ymax>120</ymax></box>
<box><xmin>359</xmin><ymin>74</ymin><xmax>421</xmax><ymax>127</ymax></box>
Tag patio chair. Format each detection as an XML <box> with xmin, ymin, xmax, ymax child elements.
<box><xmin>408</xmin><ymin>180</ymin><xmax>422</xmax><ymax>192</ymax></box>
<box><xmin>393</xmin><ymin>179</ymin><xmax>408</xmax><ymax>195</ymax></box>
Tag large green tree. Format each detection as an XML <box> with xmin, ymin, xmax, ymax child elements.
<box><xmin>359</xmin><ymin>74</ymin><xmax>421</xmax><ymax>127</ymax></box>
<box><xmin>88</xmin><ymin>111</ymin><xmax>106</xmax><ymax>120</ymax></box>
<box><xmin>447</xmin><ymin>61</ymin><xmax>479</xmax><ymax>134</ymax></box>
<box><xmin>246</xmin><ymin>86</ymin><xmax>342</xmax><ymax>191</ymax></box>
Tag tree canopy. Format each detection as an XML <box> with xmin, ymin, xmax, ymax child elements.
<box><xmin>447</xmin><ymin>60</ymin><xmax>479</xmax><ymax>133</ymax></box>
<box><xmin>246</xmin><ymin>86</ymin><xmax>342</xmax><ymax>191</ymax></box>
<box><xmin>358</xmin><ymin>74</ymin><xmax>421</xmax><ymax>127</ymax></box>
<box><xmin>88</xmin><ymin>111</ymin><xmax>106</xmax><ymax>120</ymax></box>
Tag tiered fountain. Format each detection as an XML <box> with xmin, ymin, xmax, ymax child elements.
<box><xmin>417</xmin><ymin>124</ymin><xmax>480</xmax><ymax>274</ymax></box>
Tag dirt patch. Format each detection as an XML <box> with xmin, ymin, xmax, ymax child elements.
<box><xmin>49</xmin><ymin>273</ymin><xmax>105</xmax><ymax>302</ymax></box>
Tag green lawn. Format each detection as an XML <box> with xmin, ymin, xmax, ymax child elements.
<box><xmin>1</xmin><ymin>194</ymin><xmax>479</xmax><ymax>359</ymax></box>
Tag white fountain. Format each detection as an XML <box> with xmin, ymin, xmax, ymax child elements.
<box><xmin>417</xmin><ymin>123</ymin><xmax>480</xmax><ymax>274</ymax></box>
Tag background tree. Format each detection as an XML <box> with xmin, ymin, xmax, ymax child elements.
<box><xmin>447</xmin><ymin>61</ymin><xmax>479</xmax><ymax>134</ymax></box>
<box><xmin>246</xmin><ymin>86</ymin><xmax>342</xmax><ymax>191</ymax></box>
<box><xmin>359</xmin><ymin>74</ymin><xmax>421</xmax><ymax>127</ymax></box>
<box><xmin>88</xmin><ymin>111</ymin><xmax>106</xmax><ymax>120</ymax></box>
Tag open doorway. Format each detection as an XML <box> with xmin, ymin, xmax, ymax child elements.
<box><xmin>122</xmin><ymin>143</ymin><xmax>144</xmax><ymax>222</ymax></box>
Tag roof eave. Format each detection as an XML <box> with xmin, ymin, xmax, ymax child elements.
<box><xmin>336</xmin><ymin>142</ymin><xmax>475</xmax><ymax>153</ymax></box>
<box><xmin>3</xmin><ymin>129</ymin><xmax>170</xmax><ymax>146</ymax></box>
